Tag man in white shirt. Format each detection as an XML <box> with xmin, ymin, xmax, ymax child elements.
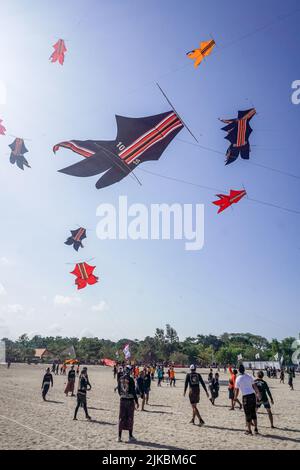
<box><xmin>234</xmin><ymin>364</ymin><xmax>261</xmax><ymax>435</ymax></box>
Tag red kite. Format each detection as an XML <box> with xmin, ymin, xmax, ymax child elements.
<box><xmin>50</xmin><ymin>39</ymin><xmax>67</xmax><ymax>65</ymax></box>
<box><xmin>70</xmin><ymin>262</ymin><xmax>98</xmax><ymax>289</ymax></box>
<box><xmin>213</xmin><ymin>189</ymin><xmax>246</xmax><ymax>213</ymax></box>
<box><xmin>186</xmin><ymin>39</ymin><xmax>215</xmax><ymax>68</ymax></box>
<box><xmin>0</xmin><ymin>119</ymin><xmax>6</xmax><ymax>135</ymax></box>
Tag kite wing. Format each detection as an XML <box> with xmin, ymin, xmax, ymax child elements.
<box><xmin>187</xmin><ymin>39</ymin><xmax>215</xmax><ymax>68</ymax></box>
<box><xmin>53</xmin><ymin>111</ymin><xmax>183</xmax><ymax>189</ymax></box>
<box><xmin>65</xmin><ymin>227</ymin><xmax>87</xmax><ymax>251</ymax></box>
<box><xmin>9</xmin><ymin>138</ymin><xmax>30</xmax><ymax>170</ymax></box>
<box><xmin>221</xmin><ymin>109</ymin><xmax>256</xmax><ymax>165</ymax></box>
<box><xmin>50</xmin><ymin>39</ymin><xmax>67</xmax><ymax>65</ymax></box>
<box><xmin>213</xmin><ymin>189</ymin><xmax>246</xmax><ymax>213</ymax></box>
<box><xmin>0</xmin><ymin>119</ymin><xmax>6</xmax><ymax>135</ymax></box>
<box><xmin>70</xmin><ymin>262</ymin><xmax>98</xmax><ymax>289</ymax></box>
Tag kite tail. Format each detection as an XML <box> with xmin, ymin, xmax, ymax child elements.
<box><xmin>73</xmin><ymin>241</ymin><xmax>81</xmax><ymax>252</ymax></box>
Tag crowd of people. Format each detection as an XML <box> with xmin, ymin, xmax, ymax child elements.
<box><xmin>39</xmin><ymin>361</ymin><xmax>297</xmax><ymax>442</ymax></box>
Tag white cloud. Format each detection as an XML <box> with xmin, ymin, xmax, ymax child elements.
<box><xmin>54</xmin><ymin>295</ymin><xmax>81</xmax><ymax>306</ymax></box>
<box><xmin>5</xmin><ymin>304</ymin><xmax>24</xmax><ymax>313</ymax></box>
<box><xmin>91</xmin><ymin>300</ymin><xmax>108</xmax><ymax>312</ymax></box>
<box><xmin>0</xmin><ymin>283</ymin><xmax>6</xmax><ymax>296</ymax></box>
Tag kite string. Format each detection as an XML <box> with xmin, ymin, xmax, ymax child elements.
<box><xmin>176</xmin><ymin>137</ymin><xmax>300</xmax><ymax>181</ymax></box>
<box><xmin>125</xmin><ymin>4</ymin><xmax>300</xmax><ymax>97</ymax></box>
<box><xmin>137</xmin><ymin>167</ymin><xmax>300</xmax><ymax>215</ymax></box>
<box><xmin>65</xmin><ymin>257</ymin><xmax>95</xmax><ymax>265</ymax></box>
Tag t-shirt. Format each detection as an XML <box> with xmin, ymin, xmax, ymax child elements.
<box><xmin>254</xmin><ymin>378</ymin><xmax>272</xmax><ymax>402</ymax></box>
<box><xmin>235</xmin><ymin>373</ymin><xmax>255</xmax><ymax>396</ymax></box>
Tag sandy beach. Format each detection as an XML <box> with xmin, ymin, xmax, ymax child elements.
<box><xmin>0</xmin><ymin>364</ymin><xmax>299</xmax><ymax>450</ymax></box>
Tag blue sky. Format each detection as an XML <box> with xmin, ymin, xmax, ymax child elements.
<box><xmin>0</xmin><ymin>0</ymin><xmax>299</xmax><ymax>341</ymax></box>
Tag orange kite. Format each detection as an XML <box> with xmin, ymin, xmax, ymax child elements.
<box><xmin>186</xmin><ymin>39</ymin><xmax>215</xmax><ymax>68</ymax></box>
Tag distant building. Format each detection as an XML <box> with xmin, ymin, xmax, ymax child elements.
<box><xmin>34</xmin><ymin>348</ymin><xmax>56</xmax><ymax>360</ymax></box>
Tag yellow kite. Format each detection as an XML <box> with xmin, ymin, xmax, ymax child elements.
<box><xmin>186</xmin><ymin>39</ymin><xmax>215</xmax><ymax>68</ymax></box>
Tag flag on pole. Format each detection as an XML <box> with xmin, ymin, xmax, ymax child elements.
<box><xmin>255</xmin><ymin>353</ymin><xmax>260</xmax><ymax>359</ymax></box>
<box><xmin>274</xmin><ymin>353</ymin><xmax>279</xmax><ymax>361</ymax></box>
<box><xmin>123</xmin><ymin>344</ymin><xmax>131</xmax><ymax>360</ymax></box>
<box><xmin>237</xmin><ymin>354</ymin><xmax>243</xmax><ymax>361</ymax></box>
<box><xmin>61</xmin><ymin>345</ymin><xmax>76</xmax><ymax>358</ymax></box>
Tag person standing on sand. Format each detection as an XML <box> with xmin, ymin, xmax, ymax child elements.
<box><xmin>157</xmin><ymin>366</ymin><xmax>163</xmax><ymax>386</ymax></box>
<box><xmin>279</xmin><ymin>369</ymin><xmax>284</xmax><ymax>383</ymax></box>
<box><xmin>184</xmin><ymin>365</ymin><xmax>209</xmax><ymax>426</ymax></box>
<box><xmin>209</xmin><ymin>372</ymin><xmax>220</xmax><ymax>405</ymax></box>
<box><xmin>255</xmin><ymin>371</ymin><xmax>275</xmax><ymax>428</ymax></box>
<box><xmin>234</xmin><ymin>364</ymin><xmax>261</xmax><ymax>435</ymax></box>
<box><xmin>73</xmin><ymin>367</ymin><xmax>92</xmax><ymax>421</ymax></box>
<box><xmin>65</xmin><ymin>365</ymin><xmax>76</xmax><ymax>397</ymax></box>
<box><xmin>143</xmin><ymin>367</ymin><xmax>151</xmax><ymax>405</ymax></box>
<box><xmin>288</xmin><ymin>369</ymin><xmax>294</xmax><ymax>390</ymax></box>
<box><xmin>41</xmin><ymin>367</ymin><xmax>53</xmax><ymax>401</ymax></box>
<box><xmin>117</xmin><ymin>365</ymin><xmax>139</xmax><ymax>442</ymax></box>
<box><xmin>169</xmin><ymin>367</ymin><xmax>176</xmax><ymax>387</ymax></box>
<box><xmin>228</xmin><ymin>366</ymin><xmax>242</xmax><ymax>410</ymax></box>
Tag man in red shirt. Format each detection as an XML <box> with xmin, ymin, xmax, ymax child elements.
<box><xmin>228</xmin><ymin>366</ymin><xmax>242</xmax><ymax>410</ymax></box>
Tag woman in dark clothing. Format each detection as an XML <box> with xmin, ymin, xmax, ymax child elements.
<box><xmin>118</xmin><ymin>366</ymin><xmax>139</xmax><ymax>442</ymax></box>
<box><xmin>184</xmin><ymin>365</ymin><xmax>209</xmax><ymax>426</ymax></box>
<box><xmin>41</xmin><ymin>367</ymin><xmax>53</xmax><ymax>401</ymax></box>
<box><xmin>65</xmin><ymin>365</ymin><xmax>76</xmax><ymax>396</ymax></box>
<box><xmin>73</xmin><ymin>367</ymin><xmax>92</xmax><ymax>420</ymax></box>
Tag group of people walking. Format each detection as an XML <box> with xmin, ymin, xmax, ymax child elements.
<box><xmin>40</xmin><ymin>361</ymin><xmax>296</xmax><ymax>441</ymax></box>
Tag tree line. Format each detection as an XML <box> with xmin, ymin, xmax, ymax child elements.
<box><xmin>2</xmin><ymin>325</ymin><xmax>298</xmax><ymax>366</ymax></box>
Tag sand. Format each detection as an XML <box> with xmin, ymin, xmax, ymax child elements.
<box><xmin>0</xmin><ymin>364</ymin><xmax>299</xmax><ymax>450</ymax></box>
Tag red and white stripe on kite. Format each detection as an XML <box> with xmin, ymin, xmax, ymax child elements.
<box><xmin>53</xmin><ymin>141</ymin><xmax>95</xmax><ymax>158</ymax></box>
<box><xmin>118</xmin><ymin>112</ymin><xmax>183</xmax><ymax>165</ymax></box>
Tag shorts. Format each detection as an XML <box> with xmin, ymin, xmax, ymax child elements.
<box><xmin>189</xmin><ymin>388</ymin><xmax>200</xmax><ymax>405</ymax></box>
<box><xmin>242</xmin><ymin>393</ymin><xmax>257</xmax><ymax>422</ymax></box>
<box><xmin>257</xmin><ymin>400</ymin><xmax>271</xmax><ymax>410</ymax></box>
<box><xmin>228</xmin><ymin>388</ymin><xmax>234</xmax><ymax>400</ymax></box>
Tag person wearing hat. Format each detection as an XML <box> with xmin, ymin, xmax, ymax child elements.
<box><xmin>234</xmin><ymin>364</ymin><xmax>261</xmax><ymax>435</ymax></box>
<box><xmin>117</xmin><ymin>365</ymin><xmax>139</xmax><ymax>442</ymax></box>
<box><xmin>184</xmin><ymin>365</ymin><xmax>209</xmax><ymax>426</ymax></box>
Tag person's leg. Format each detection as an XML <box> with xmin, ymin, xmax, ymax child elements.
<box><xmin>195</xmin><ymin>405</ymin><xmax>205</xmax><ymax>424</ymax></box>
<box><xmin>142</xmin><ymin>396</ymin><xmax>146</xmax><ymax>411</ymax></box>
<box><xmin>83</xmin><ymin>401</ymin><xmax>91</xmax><ymax>419</ymax></box>
<box><xmin>190</xmin><ymin>404</ymin><xmax>196</xmax><ymax>423</ymax></box>
<box><xmin>73</xmin><ymin>402</ymin><xmax>80</xmax><ymax>420</ymax></box>
<box><xmin>267</xmin><ymin>408</ymin><xmax>274</xmax><ymax>428</ymax></box>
